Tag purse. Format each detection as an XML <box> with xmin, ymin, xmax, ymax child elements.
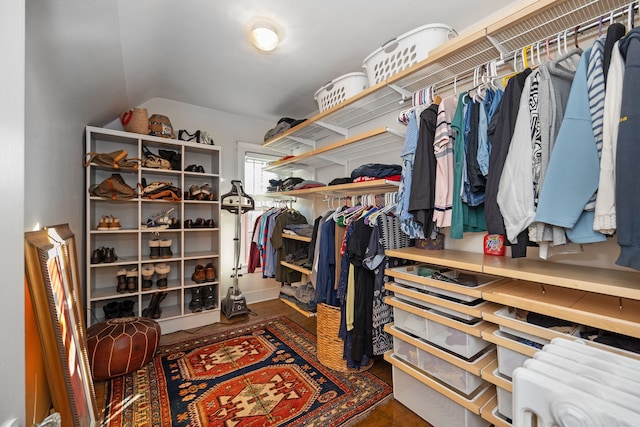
<box><xmin>89</xmin><ymin>174</ymin><xmax>137</xmax><ymax>200</ymax></box>
<box><xmin>83</xmin><ymin>150</ymin><xmax>140</xmax><ymax>171</ymax></box>
<box><xmin>142</xmin><ymin>146</ymin><xmax>171</xmax><ymax>169</ymax></box>
<box><xmin>149</xmin><ymin>114</ymin><xmax>174</xmax><ymax>138</ymax></box>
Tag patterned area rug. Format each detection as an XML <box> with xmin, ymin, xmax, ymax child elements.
<box><xmin>102</xmin><ymin>316</ymin><xmax>392</xmax><ymax>426</ymax></box>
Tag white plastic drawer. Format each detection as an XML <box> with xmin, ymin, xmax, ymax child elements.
<box><xmin>389</xmin><ymin>264</ymin><xmax>498</xmax><ymax>302</ymax></box>
<box><xmin>495</xmin><ymin>330</ymin><xmax>547</xmax><ymax>379</ymax></box>
<box><xmin>427</xmin><ymin>317</ymin><xmax>490</xmax><ymax>359</ymax></box>
<box><xmin>393</xmin><ymin>338</ymin><xmax>420</xmax><ymax>367</ymax></box>
<box><xmin>418</xmin><ymin>347</ymin><xmax>486</xmax><ymax>395</ymax></box>
<box><xmin>496</xmin><ymin>384</ymin><xmax>513</xmax><ymax>420</ymax></box>
<box><xmin>392</xmin><ymin>365</ymin><xmax>490</xmax><ymax>427</ymax></box>
<box><xmin>393</xmin><ymin>305</ymin><xmax>428</xmax><ymax>340</ymax></box>
<box><xmin>395</xmin><ymin>292</ymin><xmax>480</xmax><ymax>322</ymax></box>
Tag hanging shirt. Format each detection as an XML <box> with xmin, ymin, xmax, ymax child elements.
<box><xmin>397</xmin><ymin>110</ymin><xmax>426</xmax><ymax>239</ymax></box>
<box><xmin>433</xmin><ymin>95</ymin><xmax>458</xmax><ymax>228</ymax></box>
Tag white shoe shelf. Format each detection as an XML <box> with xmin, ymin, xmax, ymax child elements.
<box><xmin>84</xmin><ymin>126</ymin><xmax>221</xmax><ymax>334</ymax></box>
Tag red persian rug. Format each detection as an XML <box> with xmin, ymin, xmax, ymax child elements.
<box><xmin>102</xmin><ymin>316</ymin><xmax>392</xmax><ymax>426</ymax></box>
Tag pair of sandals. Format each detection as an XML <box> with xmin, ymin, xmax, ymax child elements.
<box><xmin>184</xmin><ymin>218</ymin><xmax>216</xmax><ymax>229</ymax></box>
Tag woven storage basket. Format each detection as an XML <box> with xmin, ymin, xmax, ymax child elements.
<box><xmin>316</xmin><ymin>303</ymin><xmax>372</xmax><ymax>372</ymax></box>
<box><xmin>314</xmin><ymin>72</ymin><xmax>368</xmax><ymax>113</ymax></box>
<box><xmin>362</xmin><ymin>23</ymin><xmax>457</xmax><ymax>86</ymax></box>
<box><xmin>120</xmin><ymin>108</ymin><xmax>149</xmax><ymax>134</ymax></box>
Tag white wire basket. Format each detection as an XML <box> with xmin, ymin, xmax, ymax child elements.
<box><xmin>314</xmin><ymin>72</ymin><xmax>369</xmax><ymax>112</ymax></box>
<box><xmin>362</xmin><ymin>23</ymin><xmax>457</xmax><ymax>86</ymax></box>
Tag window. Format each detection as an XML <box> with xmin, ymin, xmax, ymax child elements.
<box><xmin>240</xmin><ymin>152</ymin><xmax>284</xmax><ymax>272</ymax></box>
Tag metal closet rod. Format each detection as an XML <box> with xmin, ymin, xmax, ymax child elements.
<box><xmin>426</xmin><ymin>1</ymin><xmax>638</xmax><ymax>97</ymax></box>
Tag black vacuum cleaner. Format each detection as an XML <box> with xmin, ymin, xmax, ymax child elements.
<box><xmin>220</xmin><ymin>179</ymin><xmax>255</xmax><ymax>319</ymax></box>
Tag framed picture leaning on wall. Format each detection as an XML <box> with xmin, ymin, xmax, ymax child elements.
<box><xmin>24</xmin><ymin>224</ymin><xmax>97</xmax><ymax>426</ymax></box>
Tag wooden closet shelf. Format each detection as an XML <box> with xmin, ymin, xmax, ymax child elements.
<box><xmin>265</xmin><ymin>179</ymin><xmax>400</xmax><ymax>199</ymax></box>
<box><xmin>282</xmin><ymin>234</ymin><xmax>312</xmax><ymax>243</ymax></box>
<box><xmin>385</xmin><ymin>247</ymin><xmax>487</xmax><ymax>273</ymax></box>
<box><xmin>280</xmin><ymin>261</ymin><xmax>311</xmax><ymax>276</ymax></box>
<box><xmin>480</xmin><ymin>359</ymin><xmax>512</xmax><ymax>393</ymax></box>
<box><xmin>483</xmin><ymin>256</ymin><xmax>640</xmax><ymax>301</ymax></box>
<box><xmin>484</xmin><ymin>280</ymin><xmax>640</xmax><ymax>339</ymax></box>
<box><xmin>279</xmin><ymin>297</ymin><xmax>316</xmax><ymax>318</ymax></box>
<box><xmin>480</xmin><ymin>396</ymin><xmax>513</xmax><ymax>427</ymax></box>
<box><xmin>263</xmin><ymin>127</ymin><xmax>404</xmax><ymax>173</ymax></box>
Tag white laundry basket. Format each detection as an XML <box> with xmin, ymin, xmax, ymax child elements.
<box><xmin>362</xmin><ymin>23</ymin><xmax>457</xmax><ymax>86</ymax></box>
<box><xmin>314</xmin><ymin>72</ymin><xmax>368</xmax><ymax>112</ymax></box>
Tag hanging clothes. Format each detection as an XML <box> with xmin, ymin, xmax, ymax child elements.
<box><xmin>451</xmin><ymin>92</ymin><xmax>487</xmax><ymax>239</ymax></box>
<box><xmin>594</xmin><ymin>39</ymin><xmax>624</xmax><ymax>235</ymax></box>
<box><xmin>534</xmin><ymin>47</ymin><xmax>606</xmax><ymax>245</ymax></box>
<box><xmin>397</xmin><ymin>110</ymin><xmax>426</xmax><ymax>239</ymax></box>
<box><xmin>247</xmin><ymin>213</ymin><xmax>263</xmax><ymax>273</ymax></box>
<box><xmin>484</xmin><ymin>68</ymin><xmax>532</xmax><ymax>252</ymax></box>
<box><xmin>615</xmin><ymin>27</ymin><xmax>640</xmax><ymax>271</ymax></box>
<box><xmin>409</xmin><ymin>102</ymin><xmax>440</xmax><ymax>238</ymax></box>
<box><xmin>315</xmin><ymin>218</ymin><xmax>337</xmax><ymax>306</ymax></box>
<box><xmin>433</xmin><ymin>95</ymin><xmax>458</xmax><ymax>229</ymax></box>
<box><xmin>529</xmin><ymin>50</ymin><xmax>583</xmax><ymax>259</ymax></box>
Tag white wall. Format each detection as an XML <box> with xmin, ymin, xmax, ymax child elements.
<box><xmin>1</xmin><ymin>1</ymin><xmax>25</xmax><ymax>424</ymax></box>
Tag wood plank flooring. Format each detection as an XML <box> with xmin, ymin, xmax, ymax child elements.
<box><xmin>95</xmin><ymin>299</ymin><xmax>432</xmax><ymax>426</ymax></box>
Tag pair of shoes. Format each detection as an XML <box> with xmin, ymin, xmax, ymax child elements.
<box><xmin>184</xmin><ymin>164</ymin><xmax>205</xmax><ymax>173</ymax></box>
<box><xmin>141</xmin><ymin>263</ymin><xmax>171</xmax><ymax>290</ymax></box>
<box><xmin>191</xmin><ymin>263</ymin><xmax>216</xmax><ymax>284</ymax></box>
<box><xmin>184</xmin><ymin>218</ymin><xmax>216</xmax><ymax>228</ymax></box>
<box><xmin>102</xmin><ymin>300</ymin><xmax>135</xmax><ymax>319</ymax></box>
<box><xmin>188</xmin><ymin>285</ymin><xmax>217</xmax><ymax>312</ymax></box>
<box><xmin>103</xmin><ymin>300</ymin><xmax>136</xmax><ymax>319</ymax></box>
<box><xmin>142</xmin><ymin>291</ymin><xmax>168</xmax><ymax>319</ymax></box>
<box><xmin>149</xmin><ymin>239</ymin><xmax>173</xmax><ymax>259</ymax></box>
<box><xmin>97</xmin><ymin>215</ymin><xmax>122</xmax><ymax>230</ymax></box>
<box><xmin>186</xmin><ymin>183</ymin><xmax>215</xmax><ymax>200</ymax></box>
<box><xmin>142</xmin><ymin>208</ymin><xmax>179</xmax><ymax>230</ymax></box>
<box><xmin>116</xmin><ymin>268</ymin><xmax>138</xmax><ymax>292</ymax></box>
<box><xmin>92</xmin><ymin>247</ymin><xmax>118</xmax><ymax>264</ymax></box>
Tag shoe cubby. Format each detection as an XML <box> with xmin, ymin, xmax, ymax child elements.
<box><xmin>85</xmin><ymin>126</ymin><xmax>221</xmax><ymax>334</ymax></box>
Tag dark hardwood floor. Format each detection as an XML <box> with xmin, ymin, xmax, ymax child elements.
<box><xmin>95</xmin><ymin>298</ymin><xmax>432</xmax><ymax>426</ymax></box>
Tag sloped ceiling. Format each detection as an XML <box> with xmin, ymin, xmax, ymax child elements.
<box><xmin>27</xmin><ymin>0</ymin><xmax>519</xmax><ymax>126</ymax></box>
<box><xmin>115</xmin><ymin>0</ymin><xmax>516</xmax><ymax>121</ymax></box>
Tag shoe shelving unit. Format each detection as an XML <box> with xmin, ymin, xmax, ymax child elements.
<box><xmin>85</xmin><ymin>126</ymin><xmax>221</xmax><ymax>334</ymax></box>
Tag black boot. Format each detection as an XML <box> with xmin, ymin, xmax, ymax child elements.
<box><xmin>153</xmin><ymin>292</ymin><xmax>168</xmax><ymax>319</ymax></box>
<box><xmin>103</xmin><ymin>301</ymin><xmax>120</xmax><ymax>319</ymax></box>
<box><xmin>143</xmin><ymin>293</ymin><xmax>160</xmax><ymax>318</ymax></box>
<box><xmin>119</xmin><ymin>300</ymin><xmax>135</xmax><ymax>317</ymax></box>
<box><xmin>189</xmin><ymin>287</ymin><xmax>203</xmax><ymax>313</ymax></box>
<box><xmin>202</xmin><ymin>285</ymin><xmax>216</xmax><ymax>310</ymax></box>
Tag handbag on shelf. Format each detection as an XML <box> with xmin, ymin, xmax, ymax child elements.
<box><xmin>119</xmin><ymin>108</ymin><xmax>149</xmax><ymax>134</ymax></box>
<box><xmin>142</xmin><ymin>145</ymin><xmax>171</xmax><ymax>169</ymax></box>
<box><xmin>83</xmin><ymin>150</ymin><xmax>140</xmax><ymax>171</ymax></box>
<box><xmin>89</xmin><ymin>174</ymin><xmax>137</xmax><ymax>200</ymax></box>
<box><xmin>138</xmin><ymin>181</ymin><xmax>182</xmax><ymax>201</ymax></box>
<box><xmin>148</xmin><ymin>114</ymin><xmax>174</xmax><ymax>138</ymax></box>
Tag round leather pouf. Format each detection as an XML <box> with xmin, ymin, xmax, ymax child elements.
<box><xmin>87</xmin><ymin>317</ymin><xmax>161</xmax><ymax>381</ymax></box>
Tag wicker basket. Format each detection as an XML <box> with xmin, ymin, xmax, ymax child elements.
<box><xmin>316</xmin><ymin>303</ymin><xmax>372</xmax><ymax>372</ymax></box>
<box><xmin>120</xmin><ymin>108</ymin><xmax>149</xmax><ymax>135</ymax></box>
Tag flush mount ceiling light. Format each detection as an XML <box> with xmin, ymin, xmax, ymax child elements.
<box><xmin>250</xmin><ymin>23</ymin><xmax>279</xmax><ymax>52</ymax></box>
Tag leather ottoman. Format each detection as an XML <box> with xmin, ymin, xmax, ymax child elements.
<box><xmin>87</xmin><ymin>317</ymin><xmax>161</xmax><ymax>381</ymax></box>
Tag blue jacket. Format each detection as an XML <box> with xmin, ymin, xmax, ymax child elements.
<box><xmin>616</xmin><ymin>28</ymin><xmax>640</xmax><ymax>270</ymax></box>
<box><xmin>534</xmin><ymin>47</ymin><xmax>606</xmax><ymax>244</ymax></box>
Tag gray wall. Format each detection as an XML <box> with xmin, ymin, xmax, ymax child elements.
<box><xmin>1</xmin><ymin>1</ymin><xmax>25</xmax><ymax>424</ymax></box>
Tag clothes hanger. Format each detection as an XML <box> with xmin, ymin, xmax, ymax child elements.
<box><xmin>501</xmin><ymin>50</ymin><xmax>521</xmax><ymax>87</ymax></box>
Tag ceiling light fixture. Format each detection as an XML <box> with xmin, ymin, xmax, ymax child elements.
<box><xmin>250</xmin><ymin>23</ymin><xmax>279</xmax><ymax>52</ymax></box>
